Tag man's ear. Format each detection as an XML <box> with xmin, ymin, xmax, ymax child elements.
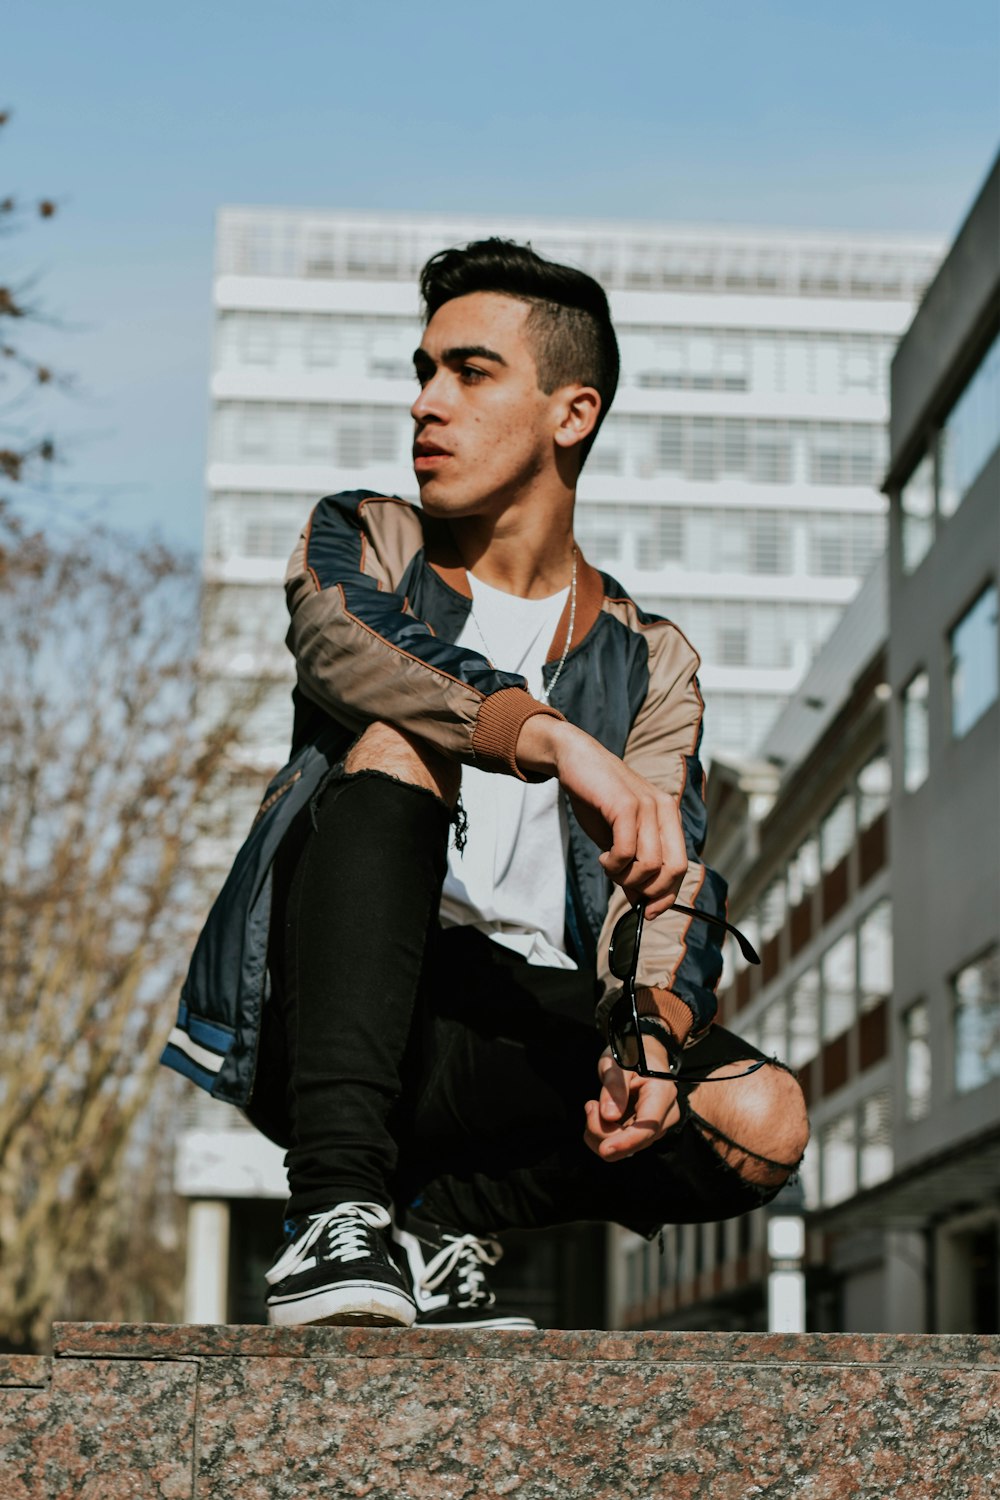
<box><xmin>553</xmin><ymin>386</ymin><xmax>602</xmax><ymax>453</ymax></box>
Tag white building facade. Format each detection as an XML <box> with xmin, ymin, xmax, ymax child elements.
<box><xmin>205</xmin><ymin>208</ymin><xmax>940</xmax><ymax>771</ymax></box>
<box><xmin>181</xmin><ymin>207</ymin><xmax>941</xmax><ymax>1322</ymax></box>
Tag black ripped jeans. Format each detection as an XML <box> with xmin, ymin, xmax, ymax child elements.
<box><xmin>269</xmin><ymin>766</ymin><xmax>777</xmax><ymax>1237</ymax></box>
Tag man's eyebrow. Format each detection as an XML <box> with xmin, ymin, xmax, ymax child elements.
<box><xmin>444</xmin><ymin>344</ymin><xmax>507</xmax><ymax>366</ymax></box>
<box><xmin>411</xmin><ymin>344</ymin><xmax>508</xmax><ymax>368</ymax></box>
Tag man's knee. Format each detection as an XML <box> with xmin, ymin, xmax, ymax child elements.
<box><xmin>344</xmin><ymin>721</ymin><xmax>461</xmax><ymax>807</ymax></box>
<box><xmin>690</xmin><ymin>1063</ymin><xmax>809</xmax><ymax>1189</ymax></box>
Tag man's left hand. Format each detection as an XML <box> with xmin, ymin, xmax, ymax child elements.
<box><xmin>583</xmin><ymin>1039</ymin><xmax>681</xmax><ymax>1160</ymax></box>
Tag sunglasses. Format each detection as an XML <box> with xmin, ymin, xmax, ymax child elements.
<box><xmin>606</xmin><ymin>898</ymin><xmax>761</xmax><ymax>1081</ymax></box>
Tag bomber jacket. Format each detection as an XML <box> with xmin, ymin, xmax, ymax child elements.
<box><xmin>161</xmin><ymin>490</ymin><xmax>727</xmax><ymax>1136</ymax></box>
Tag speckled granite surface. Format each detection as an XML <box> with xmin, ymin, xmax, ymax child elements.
<box><xmin>0</xmin><ymin>1324</ymin><xmax>997</xmax><ymax>1499</ymax></box>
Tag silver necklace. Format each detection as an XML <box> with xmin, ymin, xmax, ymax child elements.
<box><xmin>468</xmin><ymin>548</ymin><xmax>578</xmax><ymax>705</ymax></box>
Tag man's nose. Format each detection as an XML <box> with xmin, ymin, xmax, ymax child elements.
<box><xmin>411</xmin><ymin>371</ymin><xmax>448</xmax><ymax>425</ymax></box>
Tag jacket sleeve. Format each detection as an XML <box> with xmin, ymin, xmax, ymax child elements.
<box><xmin>593</xmin><ymin>621</ymin><xmax>727</xmax><ymax>1045</ymax></box>
<box><xmin>284</xmin><ymin>492</ymin><xmax>563</xmax><ymax>778</ymax></box>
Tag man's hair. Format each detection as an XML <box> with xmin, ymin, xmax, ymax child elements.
<box><xmin>419</xmin><ymin>238</ymin><xmax>619</xmax><ymax>465</ymax></box>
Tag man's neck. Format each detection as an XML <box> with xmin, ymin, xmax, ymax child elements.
<box><xmin>448</xmin><ymin>491</ymin><xmax>577</xmax><ymax>600</ymax></box>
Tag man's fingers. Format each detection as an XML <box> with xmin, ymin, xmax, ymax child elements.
<box><xmin>584</xmin><ymin>1067</ymin><xmax>681</xmax><ymax>1160</ymax></box>
<box><xmin>596</xmin><ymin>1052</ymin><xmax>631</xmax><ymax>1122</ymax></box>
<box><xmin>597</xmin><ymin>804</ymin><xmax>640</xmax><ymax>880</ymax></box>
<box><xmin>638</xmin><ymin>794</ymin><xmax>688</xmax><ymax>918</ymax></box>
<box><xmin>599</xmin><ymin>792</ymin><xmax>670</xmax><ymax>896</ymax></box>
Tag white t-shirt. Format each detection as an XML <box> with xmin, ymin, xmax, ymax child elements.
<box><xmin>439</xmin><ymin>573</ymin><xmax>577</xmax><ymax>970</ymax></box>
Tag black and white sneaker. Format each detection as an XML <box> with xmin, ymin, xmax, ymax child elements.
<box><xmin>392</xmin><ymin>1210</ymin><xmax>537</xmax><ymax>1329</ymax></box>
<box><xmin>265</xmin><ymin>1202</ymin><xmax>417</xmax><ymax>1328</ymax></box>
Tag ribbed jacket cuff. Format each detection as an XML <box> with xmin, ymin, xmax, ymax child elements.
<box><xmin>594</xmin><ymin>985</ymin><xmax>696</xmax><ymax>1048</ymax></box>
<box><xmin>638</xmin><ymin>987</ymin><xmax>696</xmax><ymax>1046</ymax></box>
<box><xmin>471</xmin><ymin>688</ymin><xmax>565</xmax><ymax>780</ymax></box>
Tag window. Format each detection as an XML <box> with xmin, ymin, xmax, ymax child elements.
<box><xmin>788</xmin><ymin>967</ymin><xmax>820</xmax><ymax>1067</ymax></box>
<box><xmin>904</xmin><ymin>1000</ymin><xmax>932</xmax><ymax>1121</ymax></box>
<box><xmin>752</xmin><ymin>511</ymin><xmax>786</xmax><ymax>574</ymax></box>
<box><xmin>798</xmin><ymin>1145</ymin><xmax>820</xmax><ymax>1211</ymax></box>
<box><xmin>849</xmin><ymin>512</ymin><xmax>887</xmax><ymax>576</ymax></box>
<box><xmin>236</xmin><ymin>406</ymin><xmax>269</xmax><ymax>457</ymax></box>
<box><xmin>900</xmin><ymin>453</ymin><xmax>935</xmax><ymax>574</ymax></box>
<box><xmin>820</xmin><ymin>795</ymin><xmax>854</xmax><ymax>873</ymax></box>
<box><xmin>207</xmin><ymin>492</ymin><xmax>314</xmax><ymax>563</ymax></box>
<box><xmin>938</xmin><ymin>328</ymin><xmax>1000</xmax><ymax>517</ymax></box>
<box><xmin>954</xmin><ymin>946</ymin><xmax>1000</xmax><ymax>1094</ymax></box>
<box><xmin>821</xmin><ymin>1113</ymin><xmax>857</xmax><ymax>1206</ymax></box>
<box><xmin>859</xmin><ymin>1091</ymin><xmax>893</xmax><ymax>1188</ymax></box>
<box><xmin>950</xmin><ymin>585</ymin><xmax>998</xmax><ymax>739</ymax></box>
<box><xmin>241</xmin><ymin>312</ymin><xmax>275</xmax><ymax>365</ymax></box>
<box><xmin>305</xmin><ymin>317</ymin><xmax>337</xmax><ymax>367</ymax></box>
<box><xmin>811</xmin><ymin>516</ymin><xmax>849</xmax><ymax>576</ymax></box>
<box><xmin>902</xmin><ymin>671</ymin><xmax>930</xmax><ymax>792</ymax></box>
<box><xmin>858</xmin><ymin>901</ymin><xmax>892</xmax><ymax>1013</ymax></box>
<box><xmin>857</xmin><ymin>751</ymin><xmax>891</xmax><ymax>830</ymax></box>
<box><xmin>821</xmin><ymin>932</ymin><xmax>857</xmax><ymax>1040</ymax></box>
<box><xmin>761</xmin><ymin>998</ymin><xmax>788</xmax><ymax>1058</ymax></box>
<box><xmin>759</xmin><ymin>878</ymin><xmax>787</xmax><ymax>942</ymax></box>
<box><xmin>303</xmin><ymin>408</ymin><xmax>331</xmax><ymax>458</ymax></box>
<box><xmin>787</xmin><ymin>837</ymin><xmax>820</xmax><ymax>907</ymax></box>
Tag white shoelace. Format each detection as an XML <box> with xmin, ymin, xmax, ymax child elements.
<box><xmin>265</xmin><ymin>1202</ymin><xmax>391</xmax><ymax>1285</ymax></box>
<box><xmin>419</xmin><ymin>1232</ymin><xmax>503</xmax><ymax>1306</ymax></box>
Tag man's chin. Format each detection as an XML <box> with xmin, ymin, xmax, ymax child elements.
<box><xmin>414</xmin><ymin>475</ymin><xmax>473</xmax><ymax>516</ymax></box>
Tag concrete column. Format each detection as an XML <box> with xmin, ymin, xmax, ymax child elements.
<box><xmin>884</xmin><ymin>1228</ymin><xmax>928</xmax><ymax>1332</ymax></box>
<box><xmin>184</xmin><ymin>1199</ymin><xmax>231</xmax><ymax>1325</ymax></box>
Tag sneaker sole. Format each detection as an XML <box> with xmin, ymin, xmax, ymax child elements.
<box><xmin>415</xmin><ymin>1315</ymin><xmax>537</xmax><ymax>1330</ymax></box>
<box><xmin>267</xmin><ymin>1281</ymin><xmax>416</xmax><ymax>1329</ymax></box>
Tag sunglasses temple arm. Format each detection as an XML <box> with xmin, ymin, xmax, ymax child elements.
<box><xmin>668</xmin><ymin>901</ymin><xmax>761</xmax><ymax>966</ymax></box>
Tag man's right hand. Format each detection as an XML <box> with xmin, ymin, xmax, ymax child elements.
<box><xmin>515</xmin><ymin>716</ymin><xmax>687</xmax><ymax>918</ymax></box>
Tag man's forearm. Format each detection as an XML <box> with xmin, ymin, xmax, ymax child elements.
<box><xmin>516</xmin><ymin>716</ymin><xmax>688</xmax><ymax>921</ymax></box>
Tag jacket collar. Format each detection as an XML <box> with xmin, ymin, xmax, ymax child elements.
<box><xmin>423</xmin><ymin>516</ymin><xmax>604</xmax><ymax>662</ymax></box>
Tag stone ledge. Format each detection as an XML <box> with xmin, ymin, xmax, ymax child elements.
<box><xmin>51</xmin><ymin>1320</ymin><xmax>1000</xmax><ymax>1367</ymax></box>
<box><xmin>1</xmin><ymin>1324</ymin><xmax>997</xmax><ymax>1500</ymax></box>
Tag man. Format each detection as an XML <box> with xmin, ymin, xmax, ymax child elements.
<box><xmin>165</xmin><ymin>239</ymin><xmax>808</xmax><ymax>1330</ymax></box>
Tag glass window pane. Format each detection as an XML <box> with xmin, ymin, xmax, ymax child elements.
<box><xmin>858</xmin><ymin>900</ymin><xmax>892</xmax><ymax>1013</ymax></box>
<box><xmin>904</xmin><ymin>1000</ymin><xmax>932</xmax><ymax>1121</ymax></box>
<box><xmin>789</xmin><ymin>967</ymin><xmax>820</xmax><ymax>1067</ymax></box>
<box><xmin>903</xmin><ymin>671</ymin><xmax>930</xmax><ymax>792</ymax></box>
<box><xmin>798</xmin><ymin>1144</ymin><xmax>820</xmax><ymax>1210</ymax></box>
<box><xmin>820</xmin><ymin>795</ymin><xmax>854</xmax><ymax>873</ymax></box>
<box><xmin>954</xmin><ymin>946</ymin><xmax>1000</xmax><ymax>1094</ymax></box>
<box><xmin>939</xmin><ymin>329</ymin><xmax>1000</xmax><ymax>516</ymax></box>
<box><xmin>305</xmin><ymin>317</ymin><xmax>337</xmax><ymax>366</ymax></box>
<box><xmin>759</xmin><ymin>877</ymin><xmax>787</xmax><ymax>941</ymax></box>
<box><xmin>900</xmin><ymin>453</ymin><xmax>935</xmax><ymax>573</ymax></box>
<box><xmin>859</xmin><ymin>1091</ymin><xmax>893</xmax><ymax>1188</ymax></box>
<box><xmin>788</xmin><ymin>836</ymin><xmax>820</xmax><ymax>906</ymax></box>
<box><xmin>821</xmin><ymin>1113</ymin><xmax>857</xmax><ymax>1206</ymax></box>
<box><xmin>761</xmin><ymin>998</ymin><xmax>788</xmax><ymax>1058</ymax></box>
<box><xmin>950</xmin><ymin>585</ymin><xmax>999</xmax><ymax>739</ymax></box>
<box><xmin>857</xmin><ymin>751</ymin><xmax>891</xmax><ymax>829</ymax></box>
<box><xmin>241</xmin><ymin>312</ymin><xmax>275</xmax><ymax>365</ymax></box>
<box><xmin>821</xmin><ymin>932</ymin><xmax>857</xmax><ymax>1041</ymax></box>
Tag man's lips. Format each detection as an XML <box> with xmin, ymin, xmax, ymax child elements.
<box><xmin>413</xmin><ymin>444</ymin><xmax>452</xmax><ymax>471</ymax></box>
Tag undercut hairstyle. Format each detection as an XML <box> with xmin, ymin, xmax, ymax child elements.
<box><xmin>419</xmin><ymin>238</ymin><xmax>620</xmax><ymax>465</ymax></box>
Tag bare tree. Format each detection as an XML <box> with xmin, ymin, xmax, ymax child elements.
<box><xmin>0</xmin><ymin>109</ymin><xmax>62</xmax><ymax>506</ymax></box>
<box><xmin>0</xmin><ymin>110</ymin><xmax>272</xmax><ymax>1350</ymax></box>
<box><xmin>0</xmin><ymin>517</ymin><xmax>260</xmax><ymax>1349</ymax></box>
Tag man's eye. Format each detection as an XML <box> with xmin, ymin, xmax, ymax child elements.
<box><xmin>460</xmin><ymin>365</ymin><xmax>486</xmax><ymax>383</ymax></box>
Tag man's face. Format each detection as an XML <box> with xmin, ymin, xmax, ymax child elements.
<box><xmin>411</xmin><ymin>292</ymin><xmax>560</xmax><ymax>517</ymax></box>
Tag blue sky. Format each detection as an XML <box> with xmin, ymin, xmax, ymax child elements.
<box><xmin>5</xmin><ymin>0</ymin><xmax>999</xmax><ymax>548</ymax></box>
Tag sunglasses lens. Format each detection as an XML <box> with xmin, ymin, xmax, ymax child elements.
<box><xmin>608</xmin><ymin>997</ymin><xmax>641</xmax><ymax>1069</ymax></box>
<box><xmin>609</xmin><ymin>908</ymin><xmax>639</xmax><ymax>979</ymax></box>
